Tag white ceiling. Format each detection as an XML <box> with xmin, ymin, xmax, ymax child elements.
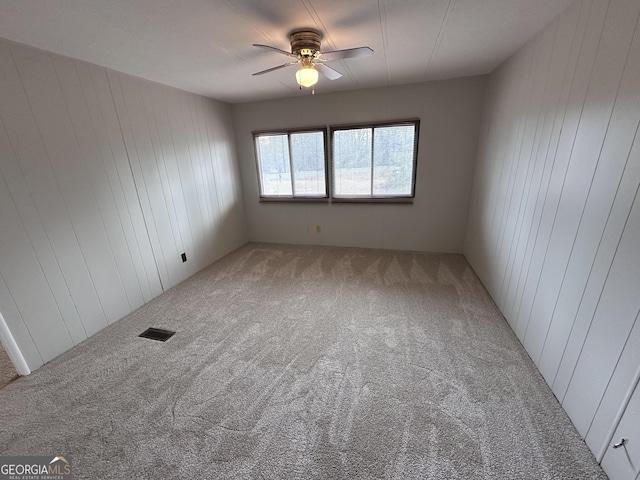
<box><xmin>0</xmin><ymin>0</ymin><xmax>575</xmax><ymax>104</ymax></box>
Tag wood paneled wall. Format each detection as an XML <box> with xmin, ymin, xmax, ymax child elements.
<box><xmin>464</xmin><ymin>0</ymin><xmax>640</xmax><ymax>470</ymax></box>
<box><xmin>0</xmin><ymin>39</ymin><xmax>247</xmax><ymax>371</ymax></box>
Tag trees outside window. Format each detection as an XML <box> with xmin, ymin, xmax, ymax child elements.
<box><xmin>332</xmin><ymin>121</ymin><xmax>418</xmax><ymax>199</ymax></box>
<box><xmin>254</xmin><ymin>129</ymin><xmax>328</xmax><ymax>198</ymax></box>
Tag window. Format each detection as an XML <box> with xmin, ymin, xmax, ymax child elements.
<box><xmin>254</xmin><ymin>128</ymin><xmax>328</xmax><ymax>199</ymax></box>
<box><xmin>331</xmin><ymin>120</ymin><xmax>419</xmax><ymax>200</ymax></box>
<box><xmin>252</xmin><ymin>120</ymin><xmax>419</xmax><ymax>202</ymax></box>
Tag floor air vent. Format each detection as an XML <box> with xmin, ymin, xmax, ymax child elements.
<box><xmin>139</xmin><ymin>327</ymin><xmax>175</xmax><ymax>342</ymax></box>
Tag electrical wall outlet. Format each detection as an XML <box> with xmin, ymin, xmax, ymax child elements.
<box><xmin>315</xmin><ymin>225</ymin><xmax>321</xmax><ymax>233</ymax></box>
<box><xmin>181</xmin><ymin>252</ymin><xmax>187</xmax><ymax>263</ymax></box>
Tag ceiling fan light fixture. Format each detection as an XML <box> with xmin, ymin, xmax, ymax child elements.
<box><xmin>252</xmin><ymin>28</ymin><xmax>372</xmax><ymax>91</ymax></box>
<box><xmin>295</xmin><ymin>66</ymin><xmax>318</xmax><ymax>88</ymax></box>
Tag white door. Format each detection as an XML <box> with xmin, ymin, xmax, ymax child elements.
<box><xmin>602</xmin><ymin>381</ymin><xmax>640</xmax><ymax>480</ymax></box>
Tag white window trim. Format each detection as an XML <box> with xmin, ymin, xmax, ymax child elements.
<box><xmin>252</xmin><ymin>119</ymin><xmax>420</xmax><ymax>203</ymax></box>
<box><xmin>253</xmin><ymin>127</ymin><xmax>329</xmax><ymax>201</ymax></box>
<box><xmin>329</xmin><ymin>119</ymin><xmax>419</xmax><ymax>202</ymax></box>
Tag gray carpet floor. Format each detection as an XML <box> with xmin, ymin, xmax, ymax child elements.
<box><xmin>0</xmin><ymin>342</ymin><xmax>18</xmax><ymax>389</ymax></box>
<box><xmin>0</xmin><ymin>243</ymin><xmax>607</xmax><ymax>479</ymax></box>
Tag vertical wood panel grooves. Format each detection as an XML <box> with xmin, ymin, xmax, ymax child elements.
<box><xmin>71</xmin><ymin>61</ymin><xmax>135</xmax><ymax>310</ymax></box>
<box><xmin>0</xmin><ymin>115</ymin><xmax>84</xmax><ymax>344</ymax></box>
<box><xmin>8</xmin><ymin>44</ymin><xmax>96</xmax><ymax>342</ymax></box>
<box><xmin>515</xmin><ymin>1</ymin><xmax>608</xmax><ymax>342</ymax></box>
<box><xmin>107</xmin><ymin>73</ymin><xmax>165</xmax><ymax>292</ymax></box>
<box><xmin>0</xmin><ymin>270</ymin><xmax>42</xmax><ymax>366</ymax></box>
<box><xmin>464</xmin><ymin>1</ymin><xmax>640</xmax><ymax>473</ymax></box>
<box><xmin>0</xmin><ymin>38</ymin><xmax>247</xmax><ymax>370</ymax></box>
<box><xmin>562</xmin><ymin>177</ymin><xmax>640</xmax><ymax>405</ymax></box>
<box><xmin>510</xmin><ymin>0</ymin><xmax>593</xmax><ymax>342</ymax></box>
<box><xmin>105</xmin><ymin>69</ymin><xmax>164</xmax><ymax>295</ymax></box>
<box><xmin>76</xmin><ymin>63</ymin><xmax>144</xmax><ymax>307</ymax></box>
<box><xmin>52</xmin><ymin>57</ymin><xmax>132</xmax><ymax>315</ymax></box>
<box><xmin>527</xmin><ymin>5</ymin><xmax>626</xmax><ymax>351</ymax></box>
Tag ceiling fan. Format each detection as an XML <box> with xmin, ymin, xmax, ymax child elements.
<box><xmin>252</xmin><ymin>30</ymin><xmax>374</xmax><ymax>91</ymax></box>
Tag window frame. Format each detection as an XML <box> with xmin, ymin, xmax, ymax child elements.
<box><xmin>329</xmin><ymin>119</ymin><xmax>420</xmax><ymax>203</ymax></box>
<box><xmin>253</xmin><ymin>127</ymin><xmax>329</xmax><ymax>202</ymax></box>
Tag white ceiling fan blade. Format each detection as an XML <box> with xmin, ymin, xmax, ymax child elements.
<box><xmin>320</xmin><ymin>46</ymin><xmax>374</xmax><ymax>61</ymax></box>
<box><xmin>252</xmin><ymin>44</ymin><xmax>297</xmax><ymax>58</ymax></box>
<box><xmin>315</xmin><ymin>63</ymin><xmax>342</xmax><ymax>80</ymax></box>
<box><xmin>252</xmin><ymin>62</ymin><xmax>298</xmax><ymax>76</ymax></box>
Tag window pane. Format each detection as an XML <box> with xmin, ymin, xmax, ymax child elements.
<box><xmin>373</xmin><ymin>125</ymin><xmax>415</xmax><ymax>196</ymax></box>
<box><xmin>333</xmin><ymin>128</ymin><xmax>372</xmax><ymax>196</ymax></box>
<box><xmin>291</xmin><ymin>131</ymin><xmax>326</xmax><ymax>196</ymax></box>
<box><xmin>257</xmin><ymin>135</ymin><xmax>292</xmax><ymax>196</ymax></box>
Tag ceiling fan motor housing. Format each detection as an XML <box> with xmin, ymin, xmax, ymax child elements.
<box><xmin>290</xmin><ymin>30</ymin><xmax>322</xmax><ymax>58</ymax></box>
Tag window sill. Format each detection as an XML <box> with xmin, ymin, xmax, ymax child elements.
<box><xmin>259</xmin><ymin>197</ymin><xmax>330</xmax><ymax>203</ymax></box>
<box><xmin>331</xmin><ymin>197</ymin><xmax>414</xmax><ymax>204</ymax></box>
<box><xmin>258</xmin><ymin>197</ymin><xmax>414</xmax><ymax>204</ymax></box>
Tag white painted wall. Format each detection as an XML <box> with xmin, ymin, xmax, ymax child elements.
<box><xmin>0</xmin><ymin>38</ymin><xmax>247</xmax><ymax>372</ymax></box>
<box><xmin>232</xmin><ymin>77</ymin><xmax>486</xmax><ymax>253</ymax></box>
<box><xmin>464</xmin><ymin>0</ymin><xmax>640</xmax><ymax>476</ymax></box>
